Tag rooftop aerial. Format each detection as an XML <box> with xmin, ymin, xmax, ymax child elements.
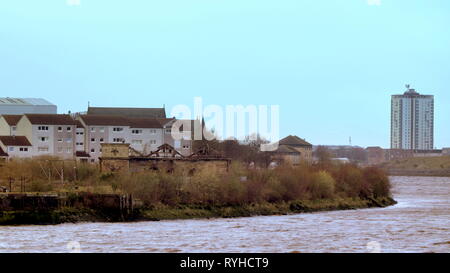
<box><xmin>404</xmin><ymin>84</ymin><xmax>420</xmax><ymax>95</ymax></box>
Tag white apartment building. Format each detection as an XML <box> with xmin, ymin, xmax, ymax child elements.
<box><xmin>77</xmin><ymin>115</ymin><xmax>194</xmax><ymax>162</ymax></box>
<box><xmin>15</xmin><ymin>114</ymin><xmax>77</xmax><ymax>159</ymax></box>
<box><xmin>77</xmin><ymin>115</ymin><xmax>130</xmax><ymax>162</ymax></box>
<box><xmin>391</xmin><ymin>85</ymin><xmax>434</xmax><ymax>150</ymax></box>
<box><xmin>0</xmin><ymin>111</ymin><xmax>197</xmax><ymax>162</ymax></box>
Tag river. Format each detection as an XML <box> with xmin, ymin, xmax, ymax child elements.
<box><xmin>0</xmin><ymin>176</ymin><xmax>449</xmax><ymax>253</ymax></box>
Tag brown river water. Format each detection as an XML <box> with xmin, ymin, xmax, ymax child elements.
<box><xmin>0</xmin><ymin>176</ymin><xmax>449</xmax><ymax>253</ymax></box>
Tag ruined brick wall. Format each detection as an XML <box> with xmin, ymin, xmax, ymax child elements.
<box><xmin>100</xmin><ymin>159</ymin><xmax>130</xmax><ymax>172</ymax></box>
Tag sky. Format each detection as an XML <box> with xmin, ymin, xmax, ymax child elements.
<box><xmin>0</xmin><ymin>0</ymin><xmax>449</xmax><ymax>148</ymax></box>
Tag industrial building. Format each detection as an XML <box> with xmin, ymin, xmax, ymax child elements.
<box><xmin>0</xmin><ymin>98</ymin><xmax>57</xmax><ymax>115</ymax></box>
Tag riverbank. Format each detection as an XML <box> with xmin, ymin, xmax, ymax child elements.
<box><xmin>139</xmin><ymin>196</ymin><xmax>397</xmax><ymax>221</ymax></box>
<box><xmin>381</xmin><ymin>156</ymin><xmax>450</xmax><ymax>177</ymax></box>
<box><xmin>386</xmin><ymin>169</ymin><xmax>450</xmax><ymax>177</ymax></box>
<box><xmin>0</xmin><ymin>196</ymin><xmax>396</xmax><ymax>225</ymax></box>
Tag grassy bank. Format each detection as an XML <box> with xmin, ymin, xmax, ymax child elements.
<box><xmin>0</xmin><ymin>196</ymin><xmax>396</xmax><ymax>225</ymax></box>
<box><xmin>381</xmin><ymin>156</ymin><xmax>450</xmax><ymax>177</ymax></box>
<box><xmin>1</xmin><ymin>158</ymin><xmax>397</xmax><ymax>225</ymax></box>
<box><xmin>139</xmin><ymin>196</ymin><xmax>397</xmax><ymax>221</ymax></box>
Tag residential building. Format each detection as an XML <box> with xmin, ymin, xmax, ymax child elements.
<box><xmin>391</xmin><ymin>85</ymin><xmax>434</xmax><ymax>150</ymax></box>
<box><xmin>74</xmin><ymin>120</ymin><xmax>90</xmax><ymax>162</ymax></box>
<box><xmin>0</xmin><ymin>115</ymin><xmax>22</xmax><ymax>136</ymax></box>
<box><xmin>164</xmin><ymin>119</ymin><xmax>199</xmax><ymax>157</ymax></box>
<box><xmin>273</xmin><ymin>145</ymin><xmax>303</xmax><ymax>165</ymax></box>
<box><xmin>274</xmin><ymin>135</ymin><xmax>313</xmax><ymax>164</ymax></box>
<box><xmin>0</xmin><ymin>105</ymin><xmax>199</xmax><ymax>162</ymax></box>
<box><xmin>0</xmin><ymin>136</ymin><xmax>32</xmax><ymax>159</ymax></box>
<box><xmin>77</xmin><ymin>115</ymin><xmax>181</xmax><ymax>162</ymax></box>
<box><xmin>15</xmin><ymin>114</ymin><xmax>77</xmax><ymax>159</ymax></box>
<box><xmin>0</xmin><ymin>98</ymin><xmax>57</xmax><ymax>115</ymax></box>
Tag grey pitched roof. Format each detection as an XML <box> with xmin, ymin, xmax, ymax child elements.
<box><xmin>87</xmin><ymin>107</ymin><xmax>166</xmax><ymax>118</ymax></box>
<box><xmin>78</xmin><ymin>115</ymin><xmax>172</xmax><ymax>128</ymax></box>
<box><xmin>279</xmin><ymin>135</ymin><xmax>312</xmax><ymax>147</ymax></box>
<box><xmin>79</xmin><ymin>115</ymin><xmax>131</xmax><ymax>126</ymax></box>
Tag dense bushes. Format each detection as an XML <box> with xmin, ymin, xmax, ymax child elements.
<box><xmin>106</xmin><ymin>162</ymin><xmax>392</xmax><ymax>207</ymax></box>
<box><xmin>0</xmin><ymin>158</ymin><xmax>392</xmax><ymax>207</ymax></box>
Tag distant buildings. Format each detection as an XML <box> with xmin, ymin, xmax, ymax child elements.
<box><xmin>0</xmin><ymin>102</ymin><xmax>197</xmax><ymax>163</ymax></box>
<box><xmin>391</xmin><ymin>85</ymin><xmax>434</xmax><ymax>150</ymax></box>
<box><xmin>0</xmin><ymin>98</ymin><xmax>57</xmax><ymax>115</ymax></box>
<box><xmin>366</xmin><ymin>146</ymin><xmax>446</xmax><ymax>166</ymax></box>
<box><xmin>273</xmin><ymin>135</ymin><xmax>313</xmax><ymax>164</ymax></box>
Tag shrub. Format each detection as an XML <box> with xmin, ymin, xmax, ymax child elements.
<box><xmin>332</xmin><ymin>164</ymin><xmax>370</xmax><ymax>198</ymax></box>
<box><xmin>309</xmin><ymin>171</ymin><xmax>336</xmax><ymax>199</ymax></box>
<box><xmin>363</xmin><ymin>167</ymin><xmax>391</xmax><ymax>198</ymax></box>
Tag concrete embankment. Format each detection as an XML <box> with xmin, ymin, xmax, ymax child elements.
<box><xmin>0</xmin><ymin>193</ymin><xmax>138</xmax><ymax>225</ymax></box>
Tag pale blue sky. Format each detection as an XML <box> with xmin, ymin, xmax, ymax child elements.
<box><xmin>1</xmin><ymin>0</ymin><xmax>449</xmax><ymax>148</ymax></box>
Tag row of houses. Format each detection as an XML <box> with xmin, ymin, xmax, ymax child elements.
<box><xmin>0</xmin><ymin>107</ymin><xmax>195</xmax><ymax>163</ymax></box>
<box><xmin>0</xmin><ymin>98</ymin><xmax>315</xmax><ymax>165</ymax></box>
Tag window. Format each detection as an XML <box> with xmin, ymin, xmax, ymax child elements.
<box><xmin>58</xmin><ymin>127</ymin><xmax>63</xmax><ymax>132</ymax></box>
<box><xmin>113</xmin><ymin>138</ymin><xmax>125</xmax><ymax>143</ymax></box>
<box><xmin>165</xmin><ymin>129</ymin><xmax>171</xmax><ymax>134</ymax></box>
<box><xmin>132</xmin><ymin>129</ymin><xmax>143</xmax><ymax>135</ymax></box>
<box><xmin>132</xmin><ymin>140</ymin><xmax>143</xmax><ymax>144</ymax></box>
<box><xmin>76</xmin><ymin>142</ymin><xmax>83</xmax><ymax>146</ymax></box>
<box><xmin>66</xmin><ymin>138</ymin><xmax>72</xmax><ymax>143</ymax></box>
<box><xmin>12</xmin><ymin>126</ymin><xmax>16</xmax><ymax>132</ymax></box>
<box><xmin>40</xmin><ymin>137</ymin><xmax>49</xmax><ymax>142</ymax></box>
<box><xmin>67</xmin><ymin>127</ymin><xmax>72</xmax><ymax>132</ymax></box>
<box><xmin>8</xmin><ymin>147</ymin><xmax>14</xmax><ymax>152</ymax></box>
<box><xmin>76</xmin><ymin>131</ymin><xmax>84</xmax><ymax>135</ymax></box>
<box><xmin>19</xmin><ymin>147</ymin><xmax>28</xmax><ymax>152</ymax></box>
<box><xmin>38</xmin><ymin>147</ymin><xmax>49</xmax><ymax>152</ymax></box>
<box><xmin>100</xmin><ymin>138</ymin><xmax>104</xmax><ymax>143</ymax></box>
<box><xmin>90</xmin><ymin>127</ymin><xmax>95</xmax><ymax>132</ymax></box>
<box><xmin>150</xmin><ymin>140</ymin><xmax>157</xmax><ymax>145</ymax></box>
<box><xmin>91</xmin><ymin>138</ymin><xmax>95</xmax><ymax>142</ymax></box>
<box><xmin>90</xmin><ymin>148</ymin><xmax>95</xmax><ymax>153</ymax></box>
<box><xmin>38</xmin><ymin>126</ymin><xmax>49</xmax><ymax>131</ymax></box>
<box><xmin>113</xmin><ymin>127</ymin><xmax>124</xmax><ymax>132</ymax></box>
<box><xmin>58</xmin><ymin>138</ymin><xmax>63</xmax><ymax>142</ymax></box>
<box><xmin>150</xmin><ymin>129</ymin><xmax>156</xmax><ymax>134</ymax></box>
<box><xmin>183</xmin><ymin>145</ymin><xmax>190</xmax><ymax>149</ymax></box>
<box><xmin>99</xmin><ymin>127</ymin><xmax>105</xmax><ymax>132</ymax></box>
